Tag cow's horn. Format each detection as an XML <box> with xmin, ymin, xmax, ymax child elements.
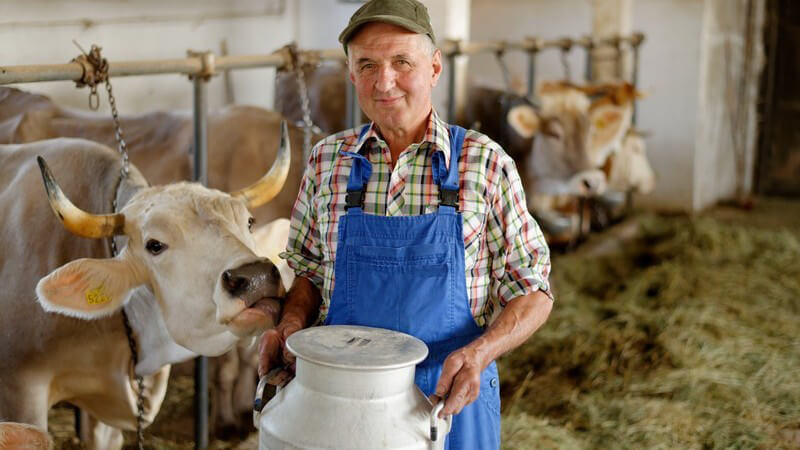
<box><xmin>232</xmin><ymin>120</ymin><xmax>291</xmax><ymax>209</ymax></box>
<box><xmin>37</xmin><ymin>156</ymin><xmax>125</xmax><ymax>238</ymax></box>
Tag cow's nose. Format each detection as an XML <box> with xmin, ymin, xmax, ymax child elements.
<box><xmin>221</xmin><ymin>260</ymin><xmax>282</xmax><ymax>304</ymax></box>
<box><xmin>222</xmin><ymin>270</ymin><xmax>249</xmax><ymax>297</ymax></box>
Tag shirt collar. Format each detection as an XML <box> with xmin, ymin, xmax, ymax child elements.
<box><xmin>352</xmin><ymin>109</ymin><xmax>454</xmax><ymax>169</ymax></box>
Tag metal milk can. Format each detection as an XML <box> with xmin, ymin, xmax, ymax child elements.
<box><xmin>253</xmin><ymin>325</ymin><xmax>452</xmax><ymax>449</ymax></box>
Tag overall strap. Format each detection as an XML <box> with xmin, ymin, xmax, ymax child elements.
<box><xmin>344</xmin><ymin>124</ymin><xmax>373</xmax><ymax>210</ymax></box>
<box><xmin>432</xmin><ymin>125</ymin><xmax>467</xmax><ymax>209</ymax></box>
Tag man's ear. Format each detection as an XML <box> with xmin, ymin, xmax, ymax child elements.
<box><xmin>36</xmin><ymin>257</ymin><xmax>141</xmax><ymax>319</ymax></box>
<box><xmin>431</xmin><ymin>49</ymin><xmax>443</xmax><ymax>87</ymax></box>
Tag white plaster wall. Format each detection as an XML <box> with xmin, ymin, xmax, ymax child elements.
<box><xmin>468</xmin><ymin>0</ymin><xmax>594</xmax><ymax>93</ymax></box>
<box><xmin>294</xmin><ymin>0</ymin><xmax>362</xmax><ymax>49</ymax></box>
<box><xmin>0</xmin><ymin>0</ymin><xmax>293</xmax><ymax>114</ymax></box>
<box><xmin>693</xmin><ymin>0</ymin><xmax>764</xmax><ymax>210</ymax></box>
<box><xmin>632</xmin><ymin>0</ymin><xmax>704</xmax><ymax>212</ymax></box>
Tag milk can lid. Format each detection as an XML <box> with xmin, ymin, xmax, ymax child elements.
<box><xmin>286</xmin><ymin>325</ymin><xmax>429</xmax><ymax>370</ymax></box>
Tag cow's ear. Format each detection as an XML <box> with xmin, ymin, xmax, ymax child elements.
<box><xmin>507</xmin><ymin>104</ymin><xmax>540</xmax><ymax>138</ymax></box>
<box><xmin>36</xmin><ymin>257</ymin><xmax>140</xmax><ymax>319</ymax></box>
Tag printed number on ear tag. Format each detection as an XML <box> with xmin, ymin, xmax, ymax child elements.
<box><xmin>86</xmin><ymin>285</ymin><xmax>111</xmax><ymax>305</ymax></box>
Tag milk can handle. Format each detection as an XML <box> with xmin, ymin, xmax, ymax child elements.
<box><xmin>252</xmin><ymin>374</ymin><xmax>283</xmax><ymax>428</ymax></box>
<box><xmin>429</xmin><ymin>400</ymin><xmax>453</xmax><ymax>442</ymax></box>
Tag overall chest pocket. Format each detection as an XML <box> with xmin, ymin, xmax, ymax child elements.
<box><xmin>344</xmin><ymin>244</ymin><xmax>455</xmax><ymax>343</ymax></box>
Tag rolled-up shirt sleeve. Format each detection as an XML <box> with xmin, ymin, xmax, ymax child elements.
<box><xmin>486</xmin><ymin>153</ymin><xmax>553</xmax><ymax>315</ymax></box>
<box><xmin>279</xmin><ymin>145</ymin><xmax>325</xmax><ymax>290</ymax></box>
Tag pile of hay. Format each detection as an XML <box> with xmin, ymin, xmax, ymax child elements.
<box><xmin>500</xmin><ymin>208</ymin><xmax>800</xmax><ymax>449</ymax></box>
<box><xmin>47</xmin><ymin>202</ymin><xmax>798</xmax><ymax>449</ymax></box>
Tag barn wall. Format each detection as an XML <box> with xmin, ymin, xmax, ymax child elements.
<box><xmin>467</xmin><ymin>0</ymin><xmax>593</xmax><ymax>92</ymax></box>
<box><xmin>632</xmin><ymin>0</ymin><xmax>705</xmax><ymax>212</ymax></box>
<box><xmin>693</xmin><ymin>0</ymin><xmax>765</xmax><ymax>210</ymax></box>
<box><xmin>1</xmin><ymin>0</ymin><xmax>298</xmax><ymax>114</ymax></box>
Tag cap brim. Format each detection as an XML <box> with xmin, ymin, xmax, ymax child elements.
<box><xmin>338</xmin><ymin>14</ymin><xmax>431</xmax><ymax>46</ymax></box>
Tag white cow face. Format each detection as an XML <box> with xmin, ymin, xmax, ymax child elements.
<box><xmin>34</xmin><ymin>122</ymin><xmax>291</xmax><ymax>356</ymax></box>
<box><xmin>36</xmin><ymin>184</ymin><xmax>283</xmax><ymax>355</ymax></box>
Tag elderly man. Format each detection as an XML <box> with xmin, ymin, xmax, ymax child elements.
<box><xmin>259</xmin><ymin>0</ymin><xmax>553</xmax><ymax>447</ymax></box>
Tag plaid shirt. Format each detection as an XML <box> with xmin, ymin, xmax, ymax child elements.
<box><xmin>281</xmin><ymin>110</ymin><xmax>552</xmax><ymax>328</ymax></box>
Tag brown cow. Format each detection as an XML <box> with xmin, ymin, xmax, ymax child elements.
<box><xmin>0</xmin><ymin>87</ymin><xmax>312</xmax><ymax>441</ymax></box>
<box><xmin>463</xmin><ymin>82</ymin><xmax>653</xmax><ymax>243</ymax></box>
<box><xmin>0</xmin><ymin>133</ymin><xmax>290</xmax><ymax>449</ymax></box>
<box><xmin>0</xmin><ymin>86</ymin><xmax>321</xmax><ymax>227</ymax></box>
<box><xmin>274</xmin><ymin>60</ymin><xmax>351</xmax><ymax>136</ymax></box>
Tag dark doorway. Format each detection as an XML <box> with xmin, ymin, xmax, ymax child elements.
<box><xmin>757</xmin><ymin>0</ymin><xmax>800</xmax><ymax>195</ymax></box>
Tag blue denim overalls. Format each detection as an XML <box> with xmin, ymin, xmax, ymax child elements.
<box><xmin>325</xmin><ymin>124</ymin><xmax>501</xmax><ymax>449</ymax></box>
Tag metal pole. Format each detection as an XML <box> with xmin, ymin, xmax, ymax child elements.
<box><xmin>526</xmin><ymin>49</ymin><xmax>537</xmax><ymax>98</ymax></box>
<box><xmin>192</xmin><ymin>77</ymin><xmax>209</xmax><ymax>185</ymax></box>
<box><xmin>346</xmin><ymin>79</ymin><xmax>359</xmax><ymax>129</ymax></box>
<box><xmin>192</xmin><ymin>76</ymin><xmax>209</xmax><ymax>449</ymax></box>
<box><xmin>447</xmin><ymin>53</ymin><xmax>457</xmax><ymax>123</ymax></box>
<box><xmin>584</xmin><ymin>42</ymin><xmax>594</xmax><ymax>83</ymax></box>
<box><xmin>631</xmin><ymin>41</ymin><xmax>641</xmax><ymax>126</ymax></box>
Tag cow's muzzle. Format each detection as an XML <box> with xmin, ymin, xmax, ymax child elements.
<box><xmin>223</xmin><ymin>259</ymin><xmax>284</xmax><ymax>335</ymax></box>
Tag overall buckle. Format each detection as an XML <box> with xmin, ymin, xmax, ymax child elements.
<box><xmin>439</xmin><ymin>188</ymin><xmax>459</xmax><ymax>210</ymax></box>
<box><xmin>345</xmin><ymin>189</ymin><xmax>365</xmax><ymax>210</ymax></box>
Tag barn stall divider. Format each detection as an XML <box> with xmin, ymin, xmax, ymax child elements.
<box><xmin>0</xmin><ymin>31</ymin><xmax>643</xmax><ymax>448</ymax></box>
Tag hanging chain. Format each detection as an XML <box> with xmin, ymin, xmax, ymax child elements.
<box><xmin>557</xmin><ymin>38</ymin><xmax>573</xmax><ymax>81</ymax></box>
<box><xmin>73</xmin><ymin>42</ymin><xmax>142</xmax><ymax>449</ymax></box>
<box><xmin>72</xmin><ymin>43</ymin><xmax>130</xmax><ymax>178</ymax></box>
<box><xmin>493</xmin><ymin>43</ymin><xmax>514</xmax><ymax>92</ymax></box>
<box><xmin>121</xmin><ymin>300</ymin><xmax>146</xmax><ymax>450</ymax></box>
<box><xmin>105</xmin><ymin>80</ymin><xmax>130</xmax><ymax>178</ymax></box>
<box><xmin>283</xmin><ymin>43</ymin><xmax>321</xmax><ymax>161</ymax></box>
<box><xmin>296</xmin><ymin>63</ymin><xmax>315</xmax><ymax>161</ymax></box>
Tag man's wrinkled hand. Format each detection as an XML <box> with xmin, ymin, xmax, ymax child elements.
<box><xmin>430</xmin><ymin>345</ymin><xmax>487</xmax><ymax>417</ymax></box>
<box><xmin>257</xmin><ymin>317</ymin><xmax>303</xmax><ymax>378</ymax></box>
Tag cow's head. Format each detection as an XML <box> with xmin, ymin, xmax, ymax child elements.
<box><xmin>603</xmin><ymin>129</ymin><xmax>656</xmax><ymax>194</ymax></box>
<box><xmin>34</xmin><ymin>122</ymin><xmax>292</xmax><ymax>356</ymax></box>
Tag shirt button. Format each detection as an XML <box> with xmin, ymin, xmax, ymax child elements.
<box><xmin>490</xmin><ymin>377</ymin><xmax>498</xmax><ymax>388</ymax></box>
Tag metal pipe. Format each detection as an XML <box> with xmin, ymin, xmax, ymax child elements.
<box><xmin>194</xmin><ymin>356</ymin><xmax>209</xmax><ymax>449</ymax></box>
<box><xmin>192</xmin><ymin>77</ymin><xmax>209</xmax><ymax>185</ymax></box>
<box><xmin>583</xmin><ymin>39</ymin><xmax>594</xmax><ymax>83</ymax></box>
<box><xmin>630</xmin><ymin>34</ymin><xmax>644</xmax><ymax>126</ymax></box>
<box><xmin>0</xmin><ymin>35</ymin><xmax>653</xmax><ymax>85</ymax></box>
<box><xmin>0</xmin><ymin>49</ymin><xmax>345</xmax><ymax>85</ymax></box>
<box><xmin>192</xmin><ymin>76</ymin><xmax>209</xmax><ymax>449</ymax></box>
<box><xmin>447</xmin><ymin>53</ymin><xmax>457</xmax><ymax>123</ymax></box>
<box><xmin>346</xmin><ymin>79</ymin><xmax>359</xmax><ymax>129</ymax></box>
<box><xmin>526</xmin><ymin>49</ymin><xmax>538</xmax><ymax>99</ymax></box>
<box><xmin>439</xmin><ymin>33</ymin><xmax>644</xmax><ymax>57</ymax></box>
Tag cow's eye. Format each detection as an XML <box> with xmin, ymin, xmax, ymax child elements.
<box><xmin>248</xmin><ymin>217</ymin><xmax>255</xmax><ymax>232</ymax></box>
<box><xmin>145</xmin><ymin>239</ymin><xmax>167</xmax><ymax>255</ymax></box>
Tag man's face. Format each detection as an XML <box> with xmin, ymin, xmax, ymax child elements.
<box><xmin>347</xmin><ymin>22</ymin><xmax>442</xmax><ymax>134</ymax></box>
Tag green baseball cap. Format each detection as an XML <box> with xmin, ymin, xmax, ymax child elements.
<box><xmin>338</xmin><ymin>0</ymin><xmax>436</xmax><ymax>52</ymax></box>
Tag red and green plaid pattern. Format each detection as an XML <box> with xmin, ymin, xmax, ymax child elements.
<box><xmin>280</xmin><ymin>110</ymin><xmax>552</xmax><ymax>327</ymax></box>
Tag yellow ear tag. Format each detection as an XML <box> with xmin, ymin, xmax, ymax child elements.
<box><xmin>86</xmin><ymin>285</ymin><xmax>111</xmax><ymax>305</ymax></box>
<box><xmin>595</xmin><ymin>117</ymin><xmax>607</xmax><ymax>129</ymax></box>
